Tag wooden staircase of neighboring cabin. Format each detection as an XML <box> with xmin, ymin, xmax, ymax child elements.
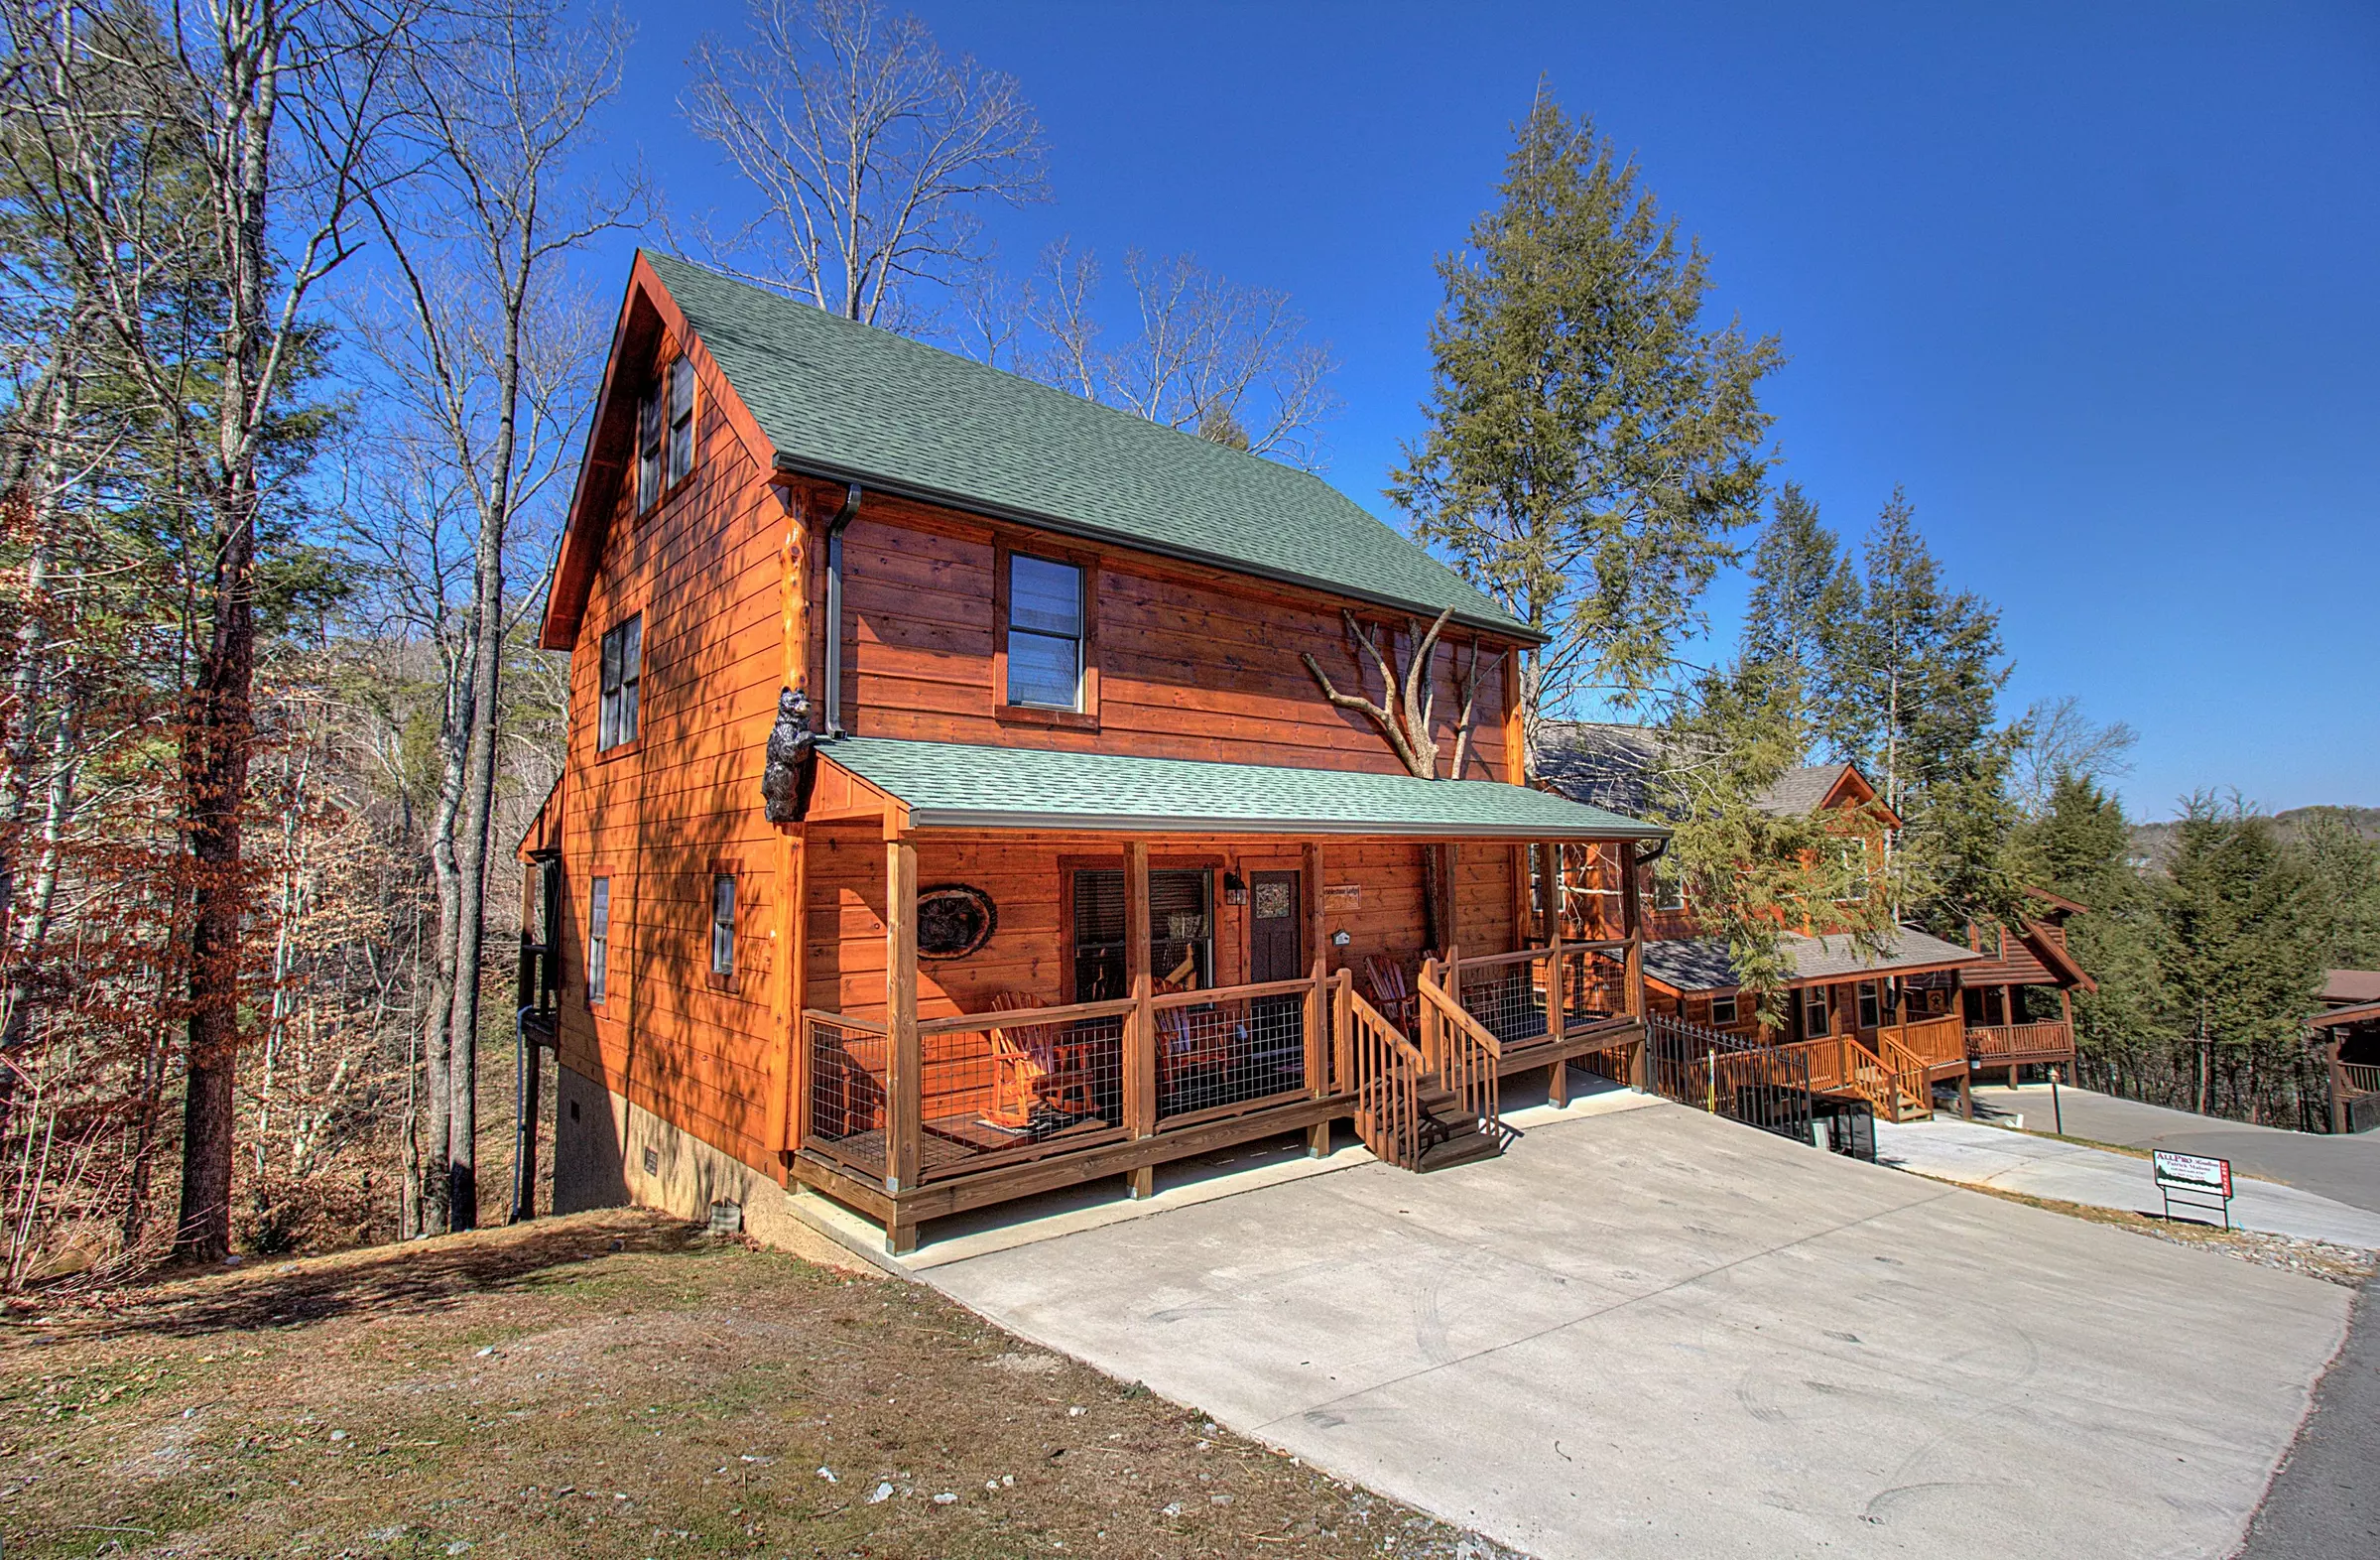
<box><xmin>1840</xmin><ymin>1032</ymin><xmax>1933</xmax><ymax>1122</ymax></box>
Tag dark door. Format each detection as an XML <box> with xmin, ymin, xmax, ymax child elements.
<box><xmin>1249</xmin><ymin>871</ymin><xmax>1304</xmax><ymax>983</ymax></box>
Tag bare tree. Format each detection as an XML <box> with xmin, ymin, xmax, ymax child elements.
<box><xmin>7</xmin><ymin>0</ymin><xmax>413</xmax><ymax>1261</ymax></box>
<box><xmin>2011</xmin><ymin>694</ymin><xmax>2138</xmax><ymax>818</ymax></box>
<box><xmin>351</xmin><ymin>0</ymin><xmax>633</xmax><ymax>1234</ymax></box>
<box><xmin>684</xmin><ymin>0</ymin><xmax>1048</xmax><ymax>326</ymax></box>
<box><xmin>1105</xmin><ymin>250</ymin><xmax>1340</xmax><ymax>465</ymax></box>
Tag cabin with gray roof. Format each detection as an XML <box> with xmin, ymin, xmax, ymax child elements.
<box><xmin>514</xmin><ymin>253</ymin><xmax>1670</xmax><ymax>1253</ymax></box>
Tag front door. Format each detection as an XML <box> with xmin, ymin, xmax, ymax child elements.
<box><xmin>1249</xmin><ymin>871</ymin><xmax>1304</xmax><ymax>982</ymax></box>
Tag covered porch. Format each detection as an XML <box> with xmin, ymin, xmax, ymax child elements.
<box><xmin>784</xmin><ymin>737</ymin><xmax>1666</xmax><ymax>1252</ymax></box>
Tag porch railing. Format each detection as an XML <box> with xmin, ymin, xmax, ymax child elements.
<box><xmin>2337</xmin><ymin>1061</ymin><xmax>2380</xmax><ymax>1097</ymax></box>
<box><xmin>1440</xmin><ymin>939</ymin><xmax>1636</xmax><ymax>1048</ymax></box>
<box><xmin>1882</xmin><ymin>1012</ymin><xmax>1967</xmax><ymax>1070</ymax></box>
<box><xmin>1152</xmin><ymin>977</ymin><xmax>1315</xmax><ymax>1128</ymax></box>
<box><xmin>1966</xmin><ymin>1020</ymin><xmax>2075</xmax><ymax>1063</ymax></box>
<box><xmin>1645</xmin><ymin>1013</ymin><xmax>1813</xmax><ymax>1143</ymax></box>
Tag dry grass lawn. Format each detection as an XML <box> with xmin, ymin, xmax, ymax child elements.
<box><xmin>1</xmin><ymin>1210</ymin><xmax>1516</xmax><ymax>1560</ymax></box>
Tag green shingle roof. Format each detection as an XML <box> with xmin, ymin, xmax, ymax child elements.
<box><xmin>642</xmin><ymin>252</ymin><xmax>1530</xmax><ymax>638</ymax></box>
<box><xmin>821</xmin><ymin>736</ymin><xmax>1665</xmax><ymax>840</ymax></box>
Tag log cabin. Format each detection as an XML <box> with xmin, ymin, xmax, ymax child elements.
<box><xmin>514</xmin><ymin>253</ymin><xmax>1669</xmax><ymax>1254</ymax></box>
<box><xmin>2310</xmin><ymin>970</ymin><xmax>2380</xmax><ymax>1134</ymax></box>
<box><xmin>1532</xmin><ymin>726</ymin><xmax>2091</xmax><ymax>1122</ymax></box>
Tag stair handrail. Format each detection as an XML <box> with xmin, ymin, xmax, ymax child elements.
<box><xmin>1418</xmin><ymin>962</ymin><xmax>1503</xmax><ymax>1136</ymax></box>
<box><xmin>1841</xmin><ymin>1030</ymin><xmax>1929</xmax><ymax>1121</ymax></box>
<box><xmin>1340</xmin><ymin>983</ymin><xmax>1429</xmax><ymax>1169</ymax></box>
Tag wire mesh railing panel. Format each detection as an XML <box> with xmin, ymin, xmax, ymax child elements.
<box><xmin>1455</xmin><ymin>956</ymin><xmax>1549</xmax><ymax>1046</ymax></box>
<box><xmin>1644</xmin><ymin>1013</ymin><xmax>1812</xmax><ymax>1144</ymax></box>
<box><xmin>807</xmin><ymin>1015</ymin><xmax>889</xmax><ymax>1163</ymax></box>
<box><xmin>916</xmin><ymin>1008</ymin><xmax>1127</xmax><ymax>1177</ymax></box>
<box><xmin>1154</xmin><ymin>983</ymin><xmax>1312</xmax><ymax>1125</ymax></box>
<box><xmin>1560</xmin><ymin>947</ymin><xmax>1628</xmax><ymax>1027</ymax></box>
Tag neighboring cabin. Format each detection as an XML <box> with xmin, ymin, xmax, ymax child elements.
<box><xmin>2311</xmin><ymin>970</ymin><xmax>2380</xmax><ymax>1133</ymax></box>
<box><xmin>516</xmin><ymin>253</ymin><xmax>1667</xmax><ymax>1253</ymax></box>
<box><xmin>1533</xmin><ymin>721</ymin><xmax>2090</xmax><ymax>1120</ymax></box>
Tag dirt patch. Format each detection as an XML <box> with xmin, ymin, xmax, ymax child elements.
<box><xmin>1</xmin><ymin>1209</ymin><xmax>1523</xmax><ymax>1558</ymax></box>
<box><xmin>1913</xmin><ymin>1176</ymin><xmax>2379</xmax><ymax>1286</ymax></box>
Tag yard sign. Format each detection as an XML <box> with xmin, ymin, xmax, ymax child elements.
<box><xmin>2152</xmin><ymin>1150</ymin><xmax>2233</xmax><ymax>1230</ymax></box>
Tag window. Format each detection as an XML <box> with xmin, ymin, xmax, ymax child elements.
<box><xmin>710</xmin><ymin>873</ymin><xmax>735</xmax><ymax>976</ymax></box>
<box><xmin>598</xmin><ymin>614</ymin><xmax>642</xmax><ymax>750</ymax></box>
<box><xmin>1650</xmin><ymin>861</ymin><xmax>1685</xmax><ymax>913</ymax></box>
<box><xmin>1070</xmin><ymin>867</ymin><xmax>1212</xmax><ymax>1000</ymax></box>
<box><xmin>1836</xmin><ymin>840</ymin><xmax>1871</xmax><ymax>904</ymax></box>
<box><xmin>1709</xmin><ymin>992</ymin><xmax>1739</xmax><ymax>1026</ymax></box>
<box><xmin>587</xmin><ymin>875</ymin><xmax>611</xmax><ymax>1003</ymax></box>
<box><xmin>1802</xmin><ymin>984</ymin><xmax>1829</xmax><ymax>1038</ymax></box>
<box><xmin>1005</xmin><ymin>554</ymin><xmax>1084</xmax><ymax>710</ymax></box>
<box><xmin>1856</xmin><ymin>980</ymin><xmax>1880</xmax><ymax>1030</ymax></box>
<box><xmin>667</xmin><ymin>357</ymin><xmax>696</xmax><ymax>484</ymax></box>
<box><xmin>636</xmin><ymin>382</ymin><xmax>664</xmax><ymax>513</ymax></box>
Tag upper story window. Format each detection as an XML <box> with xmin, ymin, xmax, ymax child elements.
<box><xmin>1835</xmin><ymin>840</ymin><xmax>1871</xmax><ymax>904</ymax></box>
<box><xmin>637</xmin><ymin>356</ymin><xmax>697</xmax><ymax>513</ymax></box>
<box><xmin>1005</xmin><ymin>553</ymin><xmax>1085</xmax><ymax>710</ymax></box>
<box><xmin>1650</xmin><ymin>860</ymin><xmax>1686</xmax><ymax>913</ymax></box>
<box><xmin>599</xmin><ymin>613</ymin><xmax>642</xmax><ymax>751</ymax></box>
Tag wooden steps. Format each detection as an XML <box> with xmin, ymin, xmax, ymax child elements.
<box><xmin>1409</xmin><ymin>1070</ymin><xmax>1513</xmax><ymax>1170</ymax></box>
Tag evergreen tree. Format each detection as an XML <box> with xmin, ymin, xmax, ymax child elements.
<box><xmin>1821</xmin><ymin>487</ymin><xmax>2017</xmax><ymax>929</ymax></box>
<box><xmin>2013</xmin><ymin>774</ymin><xmax>2168</xmax><ymax>1073</ymax></box>
<box><xmin>2286</xmin><ymin>809</ymin><xmax>2380</xmax><ymax>972</ymax></box>
<box><xmin>1739</xmin><ymin>480</ymin><xmax>1851</xmax><ymax>733</ymax></box>
<box><xmin>2159</xmin><ymin>796</ymin><xmax>2322</xmax><ymax>1121</ymax></box>
<box><xmin>1389</xmin><ymin>84</ymin><xmax>1782</xmax><ymax>751</ymax></box>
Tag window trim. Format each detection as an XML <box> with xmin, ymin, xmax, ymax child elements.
<box><xmin>992</xmin><ymin>538</ymin><xmax>1100</xmax><ymax>730</ymax></box>
<box><xmin>1059</xmin><ymin>852</ymin><xmax>1223</xmax><ymax>1001</ymax></box>
<box><xmin>1835</xmin><ymin>838</ymin><xmax>1872</xmax><ymax>904</ymax></box>
<box><xmin>666</xmin><ymin>355</ymin><xmax>697</xmax><ymax>489</ymax></box>
<box><xmin>1802</xmin><ymin>984</ymin><xmax>1830</xmax><ymax>1038</ymax></box>
<box><xmin>1709</xmin><ymin>991</ymin><xmax>1739</xmax><ymax>1026</ymax></box>
<box><xmin>597</xmin><ymin>611</ymin><xmax>643</xmax><ymax>756</ymax></box>
<box><xmin>1856</xmin><ymin>979</ymin><xmax>1881</xmax><ymax>1031</ymax></box>
<box><xmin>1649</xmin><ymin>860</ymin><xmax>1686</xmax><ymax>914</ymax></box>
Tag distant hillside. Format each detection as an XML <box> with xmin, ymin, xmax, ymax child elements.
<box><xmin>2129</xmin><ymin>805</ymin><xmax>2380</xmax><ymax>868</ymax></box>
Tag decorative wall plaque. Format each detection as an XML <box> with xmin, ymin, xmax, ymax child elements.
<box><xmin>916</xmin><ymin>884</ymin><xmax>997</xmax><ymax>960</ymax></box>
<box><xmin>1322</xmin><ymin>882</ymin><xmax>1362</xmax><ymax>910</ymax></box>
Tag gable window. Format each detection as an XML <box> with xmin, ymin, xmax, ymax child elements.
<box><xmin>710</xmin><ymin>873</ymin><xmax>736</xmax><ymax>976</ymax></box>
<box><xmin>1802</xmin><ymin>984</ymin><xmax>1830</xmax><ymax>1038</ymax></box>
<box><xmin>667</xmin><ymin>357</ymin><xmax>696</xmax><ymax>484</ymax></box>
<box><xmin>1709</xmin><ymin>991</ymin><xmax>1739</xmax><ymax>1026</ymax></box>
<box><xmin>1836</xmin><ymin>840</ymin><xmax>1871</xmax><ymax>904</ymax></box>
<box><xmin>1856</xmin><ymin>980</ymin><xmax>1880</xmax><ymax>1030</ymax></box>
<box><xmin>587</xmin><ymin>875</ymin><xmax>611</xmax><ymax>1004</ymax></box>
<box><xmin>1005</xmin><ymin>553</ymin><xmax>1085</xmax><ymax>711</ymax></box>
<box><xmin>598</xmin><ymin>614</ymin><xmax>642</xmax><ymax>751</ymax></box>
<box><xmin>637</xmin><ymin>381</ymin><xmax>665</xmax><ymax>513</ymax></box>
<box><xmin>1071</xmin><ymin>867</ymin><xmax>1212</xmax><ymax>1001</ymax></box>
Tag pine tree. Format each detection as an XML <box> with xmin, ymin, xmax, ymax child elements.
<box><xmin>1821</xmin><ymin>487</ymin><xmax>2017</xmax><ymax>930</ymax></box>
<box><xmin>2013</xmin><ymin>774</ymin><xmax>2168</xmax><ymax>1077</ymax></box>
<box><xmin>1388</xmin><ymin>83</ymin><xmax>1782</xmax><ymax>753</ymax></box>
<box><xmin>1739</xmin><ymin>480</ymin><xmax>1851</xmax><ymax>733</ymax></box>
<box><xmin>2287</xmin><ymin>809</ymin><xmax>2380</xmax><ymax>972</ymax></box>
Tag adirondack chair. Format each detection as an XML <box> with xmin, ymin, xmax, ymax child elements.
<box><xmin>1363</xmin><ymin>954</ymin><xmax>1419</xmax><ymax>1034</ymax></box>
<box><xmin>985</xmin><ymin>991</ymin><xmax>1097</xmax><ymax>1131</ymax></box>
<box><xmin>1155</xmin><ymin>1001</ymin><xmax>1236</xmax><ymax>1103</ymax></box>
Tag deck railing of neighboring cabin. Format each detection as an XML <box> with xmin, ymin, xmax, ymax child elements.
<box><xmin>1644</xmin><ymin>1013</ymin><xmax>1813</xmax><ymax>1143</ymax></box>
<box><xmin>1965</xmin><ymin>1020</ymin><xmax>2075</xmax><ymax>1064</ymax></box>
<box><xmin>2337</xmin><ymin>1061</ymin><xmax>2380</xmax><ymax>1098</ymax></box>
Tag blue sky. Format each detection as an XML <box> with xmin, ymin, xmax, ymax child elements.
<box><xmin>580</xmin><ymin>1</ymin><xmax>2379</xmax><ymax>820</ymax></box>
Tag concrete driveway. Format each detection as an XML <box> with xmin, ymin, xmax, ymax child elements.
<box><xmin>927</xmin><ymin>1102</ymin><xmax>2351</xmax><ymax>1560</ymax></box>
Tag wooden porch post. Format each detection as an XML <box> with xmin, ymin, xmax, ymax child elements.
<box><xmin>2328</xmin><ymin>1036</ymin><xmax>2348</xmax><ymax>1135</ymax></box>
<box><xmin>1544</xmin><ymin>839</ymin><xmax>1567</xmax><ymax>1106</ymax></box>
<box><xmin>1124</xmin><ymin>840</ymin><xmax>1156</xmax><ymax>1199</ymax></box>
<box><xmin>884</xmin><ymin>836</ymin><xmax>921</xmax><ymax>1252</ymax></box>
<box><xmin>769</xmin><ymin>482</ymin><xmax>814</xmax><ymax>1169</ymax></box>
<box><xmin>1622</xmin><ymin>842</ymin><xmax>1646</xmax><ymax>1089</ymax></box>
<box><xmin>1304</xmin><ymin>840</ymin><xmax>1330</xmax><ymax>1157</ymax></box>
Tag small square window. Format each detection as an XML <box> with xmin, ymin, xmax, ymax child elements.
<box><xmin>1006</xmin><ymin>554</ymin><xmax>1083</xmax><ymax>710</ymax></box>
<box><xmin>587</xmin><ymin>875</ymin><xmax>611</xmax><ymax>1004</ymax></box>
<box><xmin>599</xmin><ymin>614</ymin><xmax>642</xmax><ymax>751</ymax></box>
<box><xmin>1710</xmin><ymin>992</ymin><xmax>1738</xmax><ymax>1026</ymax></box>
<box><xmin>710</xmin><ymin>873</ymin><xmax>736</xmax><ymax>976</ymax></box>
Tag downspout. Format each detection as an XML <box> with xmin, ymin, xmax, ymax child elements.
<box><xmin>820</xmin><ymin>482</ymin><xmax>862</xmax><ymax>737</ymax></box>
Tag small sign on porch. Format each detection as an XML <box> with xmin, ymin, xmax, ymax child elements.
<box><xmin>1323</xmin><ymin>883</ymin><xmax>1362</xmax><ymax>910</ymax></box>
<box><xmin>2151</xmin><ymin>1150</ymin><xmax>2233</xmax><ymax>1230</ymax></box>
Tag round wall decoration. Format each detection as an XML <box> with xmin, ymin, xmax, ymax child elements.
<box><xmin>916</xmin><ymin>884</ymin><xmax>998</xmax><ymax>960</ymax></box>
